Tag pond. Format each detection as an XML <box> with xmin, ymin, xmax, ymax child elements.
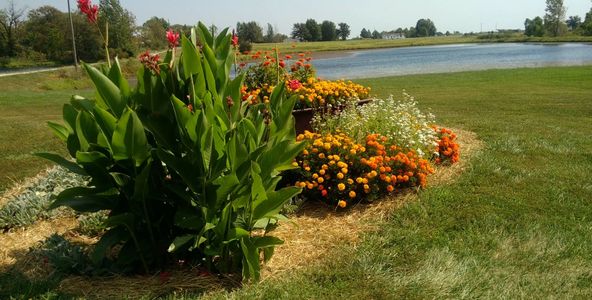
<box><xmin>312</xmin><ymin>43</ymin><xmax>592</xmax><ymax>79</ymax></box>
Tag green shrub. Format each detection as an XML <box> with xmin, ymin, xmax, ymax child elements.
<box><xmin>38</xmin><ymin>23</ymin><xmax>303</xmax><ymax>280</ymax></box>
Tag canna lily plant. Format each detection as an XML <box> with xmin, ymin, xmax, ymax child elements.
<box><xmin>38</xmin><ymin>23</ymin><xmax>304</xmax><ymax>281</ymax></box>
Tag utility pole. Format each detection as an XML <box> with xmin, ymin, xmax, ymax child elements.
<box><xmin>67</xmin><ymin>0</ymin><xmax>79</xmax><ymax>70</ymax></box>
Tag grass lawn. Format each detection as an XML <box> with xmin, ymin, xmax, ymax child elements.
<box><xmin>1</xmin><ymin>66</ymin><xmax>591</xmax><ymax>298</ymax></box>
<box><xmin>0</xmin><ymin>69</ymin><xmax>92</xmax><ymax>193</ymax></box>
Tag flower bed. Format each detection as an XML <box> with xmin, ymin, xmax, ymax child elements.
<box><xmin>291</xmin><ymin>131</ymin><xmax>434</xmax><ymax>208</ymax></box>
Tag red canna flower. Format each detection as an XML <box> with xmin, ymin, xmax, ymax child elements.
<box><xmin>139</xmin><ymin>50</ymin><xmax>161</xmax><ymax>74</ymax></box>
<box><xmin>77</xmin><ymin>0</ymin><xmax>98</xmax><ymax>24</ymax></box>
<box><xmin>166</xmin><ymin>29</ymin><xmax>180</xmax><ymax>48</ymax></box>
<box><xmin>279</xmin><ymin>60</ymin><xmax>286</xmax><ymax>68</ymax></box>
<box><xmin>231</xmin><ymin>30</ymin><xmax>239</xmax><ymax>48</ymax></box>
<box><xmin>285</xmin><ymin>55</ymin><xmax>292</xmax><ymax>59</ymax></box>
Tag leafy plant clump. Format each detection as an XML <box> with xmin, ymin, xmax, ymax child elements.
<box><xmin>314</xmin><ymin>93</ymin><xmax>438</xmax><ymax>158</ymax></box>
<box><xmin>38</xmin><ymin>23</ymin><xmax>303</xmax><ymax>280</ymax></box>
<box><xmin>0</xmin><ymin>167</ymin><xmax>86</xmax><ymax>230</ymax></box>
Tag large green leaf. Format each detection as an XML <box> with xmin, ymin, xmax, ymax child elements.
<box><xmin>240</xmin><ymin>237</ymin><xmax>261</xmax><ymax>281</ymax></box>
<box><xmin>93</xmin><ymin>105</ymin><xmax>117</xmax><ymax>139</ymax></box>
<box><xmin>47</xmin><ymin>122</ymin><xmax>69</xmax><ymax>142</ymax></box>
<box><xmin>50</xmin><ymin>187</ymin><xmax>118</xmax><ymax>212</ymax></box>
<box><xmin>75</xmin><ymin>110</ymin><xmax>99</xmax><ymax>151</ymax></box>
<box><xmin>168</xmin><ymin>235</ymin><xmax>194</xmax><ymax>252</ymax></box>
<box><xmin>108</xmin><ymin>57</ymin><xmax>130</xmax><ymax>97</ymax></box>
<box><xmin>83</xmin><ymin>63</ymin><xmax>125</xmax><ymax>117</ymax></box>
<box><xmin>181</xmin><ymin>35</ymin><xmax>201</xmax><ymax>80</ymax></box>
<box><xmin>34</xmin><ymin>152</ymin><xmax>86</xmax><ymax>175</ymax></box>
<box><xmin>253</xmin><ymin>186</ymin><xmax>301</xmax><ymax>221</ymax></box>
<box><xmin>111</xmin><ymin>108</ymin><xmax>150</xmax><ymax>166</ymax></box>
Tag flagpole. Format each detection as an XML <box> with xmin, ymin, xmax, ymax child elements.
<box><xmin>67</xmin><ymin>0</ymin><xmax>79</xmax><ymax>70</ymax></box>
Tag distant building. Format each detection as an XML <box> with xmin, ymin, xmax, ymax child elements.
<box><xmin>382</xmin><ymin>31</ymin><xmax>405</xmax><ymax>40</ymax></box>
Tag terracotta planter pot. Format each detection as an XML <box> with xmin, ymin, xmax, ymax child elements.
<box><xmin>292</xmin><ymin>99</ymin><xmax>374</xmax><ymax>134</ymax></box>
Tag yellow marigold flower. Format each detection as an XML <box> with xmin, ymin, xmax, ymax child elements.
<box><xmin>319</xmin><ymin>153</ymin><xmax>325</xmax><ymax>159</ymax></box>
<box><xmin>305</xmin><ymin>167</ymin><xmax>311</xmax><ymax>172</ymax></box>
<box><xmin>341</xmin><ymin>168</ymin><xmax>348</xmax><ymax>174</ymax></box>
<box><xmin>363</xmin><ymin>184</ymin><xmax>370</xmax><ymax>190</ymax></box>
<box><xmin>323</xmin><ymin>143</ymin><xmax>331</xmax><ymax>150</ymax></box>
<box><xmin>317</xmin><ymin>177</ymin><xmax>324</xmax><ymax>183</ymax></box>
<box><xmin>349</xmin><ymin>191</ymin><xmax>356</xmax><ymax>198</ymax></box>
<box><xmin>312</xmin><ymin>173</ymin><xmax>319</xmax><ymax>179</ymax></box>
<box><xmin>338</xmin><ymin>183</ymin><xmax>346</xmax><ymax>191</ymax></box>
<box><xmin>319</xmin><ymin>169</ymin><xmax>326</xmax><ymax>175</ymax></box>
<box><xmin>362</xmin><ymin>178</ymin><xmax>369</xmax><ymax>184</ymax></box>
<box><xmin>333</xmin><ymin>155</ymin><xmax>340</xmax><ymax>161</ymax></box>
<box><xmin>307</xmin><ymin>183</ymin><xmax>314</xmax><ymax>190</ymax></box>
<box><xmin>292</xmin><ymin>161</ymin><xmax>299</xmax><ymax>167</ymax></box>
<box><xmin>322</xmin><ymin>164</ymin><xmax>329</xmax><ymax>170</ymax></box>
<box><xmin>337</xmin><ymin>172</ymin><xmax>344</xmax><ymax>179</ymax></box>
<box><xmin>302</xmin><ymin>149</ymin><xmax>309</xmax><ymax>155</ymax></box>
<box><xmin>329</xmin><ymin>160</ymin><xmax>336</xmax><ymax>165</ymax></box>
<box><xmin>350</xmin><ymin>149</ymin><xmax>357</xmax><ymax>155</ymax></box>
<box><xmin>328</xmin><ymin>155</ymin><xmax>334</xmax><ymax>160</ymax></box>
<box><xmin>356</xmin><ymin>177</ymin><xmax>363</xmax><ymax>184</ymax></box>
<box><xmin>338</xmin><ymin>200</ymin><xmax>347</xmax><ymax>208</ymax></box>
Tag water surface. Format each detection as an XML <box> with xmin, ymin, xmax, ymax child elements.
<box><xmin>312</xmin><ymin>43</ymin><xmax>592</xmax><ymax>79</ymax></box>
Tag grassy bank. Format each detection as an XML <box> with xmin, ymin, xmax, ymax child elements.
<box><xmin>1</xmin><ymin>66</ymin><xmax>591</xmax><ymax>298</ymax></box>
<box><xmin>252</xmin><ymin>35</ymin><xmax>592</xmax><ymax>54</ymax></box>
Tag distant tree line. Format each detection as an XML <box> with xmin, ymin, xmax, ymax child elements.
<box><xmin>0</xmin><ymin>0</ymin><xmax>136</xmax><ymax>64</ymax></box>
<box><xmin>525</xmin><ymin>0</ymin><xmax>592</xmax><ymax>37</ymax></box>
<box><xmin>291</xmin><ymin>19</ymin><xmax>350</xmax><ymax>42</ymax></box>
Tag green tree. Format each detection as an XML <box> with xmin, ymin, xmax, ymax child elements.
<box><xmin>305</xmin><ymin>19</ymin><xmax>321</xmax><ymax>41</ymax></box>
<box><xmin>584</xmin><ymin>7</ymin><xmax>592</xmax><ymax>35</ymax></box>
<box><xmin>415</xmin><ymin>18</ymin><xmax>437</xmax><ymax>37</ymax></box>
<box><xmin>99</xmin><ymin>0</ymin><xmax>136</xmax><ymax>57</ymax></box>
<box><xmin>0</xmin><ymin>0</ymin><xmax>25</xmax><ymax>57</ymax></box>
<box><xmin>544</xmin><ymin>0</ymin><xmax>567</xmax><ymax>36</ymax></box>
<box><xmin>336</xmin><ymin>22</ymin><xmax>350</xmax><ymax>40</ymax></box>
<box><xmin>320</xmin><ymin>20</ymin><xmax>336</xmax><ymax>41</ymax></box>
<box><xmin>264</xmin><ymin>23</ymin><xmax>274</xmax><ymax>43</ymax></box>
<box><xmin>360</xmin><ymin>28</ymin><xmax>371</xmax><ymax>38</ymax></box>
<box><xmin>236</xmin><ymin>21</ymin><xmax>263</xmax><ymax>52</ymax></box>
<box><xmin>524</xmin><ymin>17</ymin><xmax>545</xmax><ymax>37</ymax></box>
<box><xmin>566</xmin><ymin>15</ymin><xmax>582</xmax><ymax>31</ymax></box>
<box><xmin>292</xmin><ymin>22</ymin><xmax>311</xmax><ymax>41</ymax></box>
<box><xmin>140</xmin><ymin>17</ymin><xmax>169</xmax><ymax>50</ymax></box>
<box><xmin>371</xmin><ymin>30</ymin><xmax>382</xmax><ymax>39</ymax></box>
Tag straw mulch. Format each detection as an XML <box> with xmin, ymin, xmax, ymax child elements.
<box><xmin>0</xmin><ymin>128</ymin><xmax>482</xmax><ymax>298</ymax></box>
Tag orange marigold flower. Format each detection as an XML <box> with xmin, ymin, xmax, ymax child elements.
<box><xmin>338</xmin><ymin>200</ymin><xmax>347</xmax><ymax>208</ymax></box>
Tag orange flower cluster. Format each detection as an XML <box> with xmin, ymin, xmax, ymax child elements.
<box><xmin>288</xmin><ymin>78</ymin><xmax>370</xmax><ymax>109</ymax></box>
<box><xmin>434</xmin><ymin>127</ymin><xmax>460</xmax><ymax>164</ymax></box>
<box><xmin>292</xmin><ymin>131</ymin><xmax>434</xmax><ymax>208</ymax></box>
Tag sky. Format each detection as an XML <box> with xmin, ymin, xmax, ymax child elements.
<box><xmin>7</xmin><ymin>0</ymin><xmax>592</xmax><ymax>36</ymax></box>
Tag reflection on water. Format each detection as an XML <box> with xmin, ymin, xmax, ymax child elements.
<box><xmin>311</xmin><ymin>43</ymin><xmax>592</xmax><ymax>79</ymax></box>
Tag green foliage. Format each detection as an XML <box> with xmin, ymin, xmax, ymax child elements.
<box><xmin>360</xmin><ymin>28</ymin><xmax>371</xmax><ymax>39</ymax></box>
<box><xmin>525</xmin><ymin>17</ymin><xmax>545</xmax><ymax>37</ymax></box>
<box><xmin>305</xmin><ymin>19</ymin><xmax>321</xmax><ymax>41</ymax></box>
<box><xmin>544</xmin><ymin>0</ymin><xmax>567</xmax><ymax>36</ymax></box>
<box><xmin>415</xmin><ymin>19</ymin><xmax>437</xmax><ymax>37</ymax></box>
<box><xmin>0</xmin><ymin>167</ymin><xmax>85</xmax><ymax>230</ymax></box>
<box><xmin>236</xmin><ymin>21</ymin><xmax>263</xmax><ymax>44</ymax></box>
<box><xmin>140</xmin><ymin>16</ymin><xmax>170</xmax><ymax>50</ymax></box>
<box><xmin>320</xmin><ymin>20</ymin><xmax>337</xmax><ymax>41</ymax></box>
<box><xmin>30</xmin><ymin>234</ymin><xmax>92</xmax><ymax>276</ymax></box>
<box><xmin>336</xmin><ymin>22</ymin><xmax>350</xmax><ymax>40</ymax></box>
<box><xmin>291</xmin><ymin>23</ymin><xmax>311</xmax><ymax>42</ymax></box>
<box><xmin>99</xmin><ymin>0</ymin><xmax>137</xmax><ymax>57</ymax></box>
<box><xmin>40</xmin><ymin>22</ymin><xmax>303</xmax><ymax>280</ymax></box>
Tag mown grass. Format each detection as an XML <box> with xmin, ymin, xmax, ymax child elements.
<box><xmin>252</xmin><ymin>35</ymin><xmax>592</xmax><ymax>54</ymax></box>
<box><xmin>1</xmin><ymin>66</ymin><xmax>591</xmax><ymax>298</ymax></box>
<box><xmin>0</xmin><ymin>69</ymin><xmax>93</xmax><ymax>193</ymax></box>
